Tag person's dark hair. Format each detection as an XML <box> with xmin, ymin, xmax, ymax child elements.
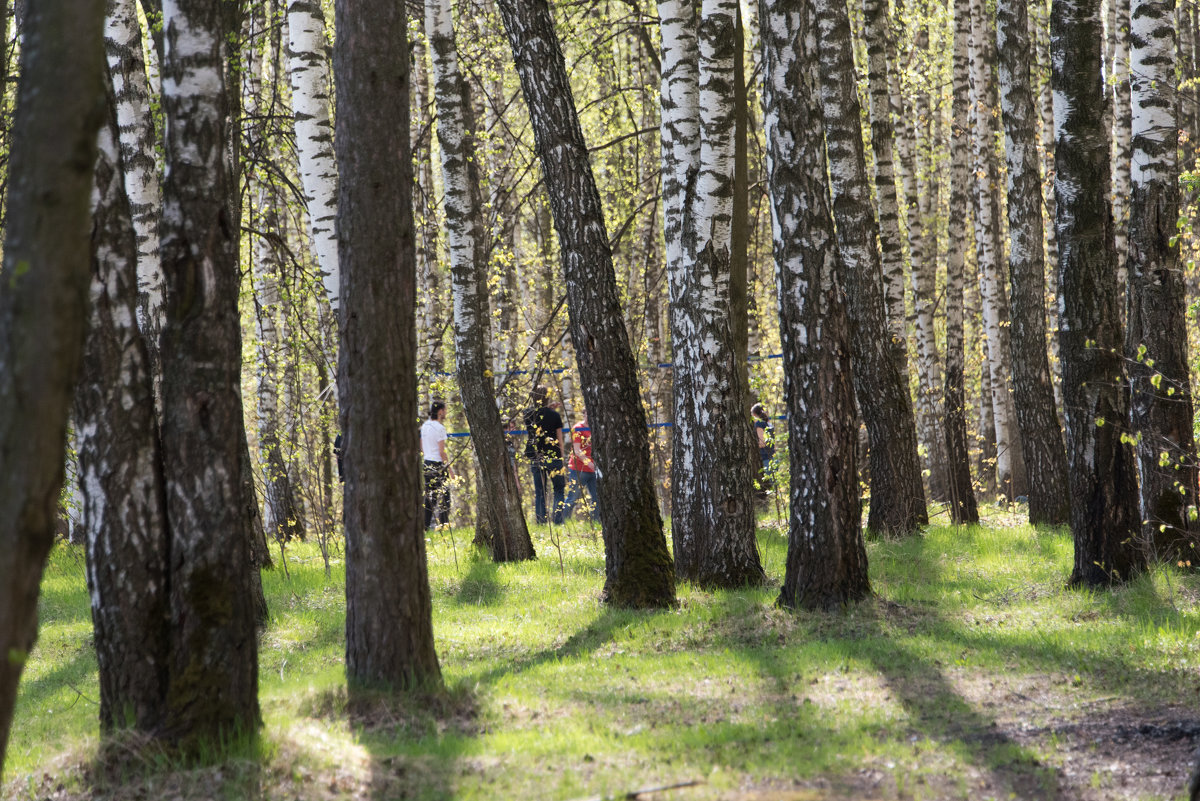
<box><xmin>532</xmin><ymin>385</ymin><xmax>549</xmax><ymax>404</ymax></box>
<box><xmin>751</xmin><ymin>403</ymin><xmax>767</xmax><ymax>421</ymax></box>
<box><xmin>429</xmin><ymin>401</ymin><xmax>446</xmax><ymax>420</ymax></box>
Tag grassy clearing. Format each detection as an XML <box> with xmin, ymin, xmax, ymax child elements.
<box><xmin>6</xmin><ymin>507</ymin><xmax>1200</xmax><ymax>800</ymax></box>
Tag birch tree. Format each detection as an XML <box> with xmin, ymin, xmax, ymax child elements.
<box><xmin>762</xmin><ymin>0</ymin><xmax>869</xmax><ymax>610</ymax></box>
<box><xmin>659</xmin><ymin>0</ymin><xmax>764</xmax><ymax>587</ymax></box>
<box><xmin>1125</xmin><ymin>0</ymin><xmax>1197</xmax><ymax>555</ymax></box>
<box><xmin>289</xmin><ymin>0</ymin><xmax>340</xmax><ymax>316</ymax></box>
<box><xmin>105</xmin><ymin>0</ymin><xmax>164</xmax><ymax>351</ymax></box>
<box><xmin>253</xmin><ymin>187</ymin><xmax>307</xmax><ymax>543</ymax></box>
<box><xmin>0</xmin><ymin>0</ymin><xmax>104</xmax><ymax>769</ymax></box>
<box><xmin>1033</xmin><ymin>0</ymin><xmax>1065</xmax><ymax>411</ymax></box>
<box><xmin>944</xmin><ymin>0</ymin><xmax>980</xmax><ymax>523</ymax></box>
<box><xmin>897</xmin><ymin>19</ymin><xmax>949</xmax><ymax>500</ymax></box>
<box><xmin>1051</xmin><ymin>0</ymin><xmax>1144</xmax><ymax>585</ymax></box>
<box><xmin>157</xmin><ymin>0</ymin><xmax>262</xmax><ymax>739</ymax></box>
<box><xmin>969</xmin><ymin>0</ymin><xmax>1029</xmax><ymax>501</ymax></box>
<box><xmin>1108</xmin><ymin>0</ymin><xmax>1132</xmax><ymax>287</ymax></box>
<box><xmin>335</xmin><ymin>0</ymin><xmax>443</xmax><ymax>688</ymax></box>
<box><xmin>813</xmin><ymin>0</ymin><xmax>927</xmax><ymax>535</ymax></box>
<box><xmin>496</xmin><ymin>0</ymin><xmax>677</xmax><ymax>608</ymax></box>
<box><xmin>77</xmin><ymin>78</ymin><xmax>171</xmax><ymax>734</ymax></box>
<box><xmin>861</xmin><ymin>0</ymin><xmax>908</xmax><ymax>339</ymax></box>
<box><xmin>412</xmin><ymin>33</ymin><xmax>444</xmax><ymax>406</ymax></box>
<box><xmin>245</xmin><ymin>0</ymin><xmax>305</xmax><ymax>543</ymax></box>
<box><xmin>996</xmin><ymin>0</ymin><xmax>1070</xmax><ymax>523</ymax></box>
<box><xmin>426</xmin><ymin>0</ymin><xmax>534</xmax><ymax>561</ymax></box>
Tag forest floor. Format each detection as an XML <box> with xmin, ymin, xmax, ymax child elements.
<box><xmin>5</xmin><ymin>504</ymin><xmax>1200</xmax><ymax>801</ymax></box>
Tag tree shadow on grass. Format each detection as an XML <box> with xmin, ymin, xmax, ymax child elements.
<box><xmin>356</xmin><ymin>608</ymin><xmax>663</xmax><ymax>801</ymax></box>
<box><xmin>856</xmin><ymin>619</ymin><xmax>1066</xmax><ymax>798</ymax></box>
<box><xmin>696</xmin><ymin>596</ymin><xmax>1068</xmax><ymax>798</ymax></box>
<box><xmin>468</xmin><ymin>605</ymin><xmax>675</xmax><ymax>686</ymax></box>
<box><xmin>290</xmin><ymin>682</ymin><xmax>472</xmax><ymax>801</ymax></box>
<box><xmin>354</xmin><ymin>687</ymin><xmax>476</xmax><ymax>801</ymax></box>
<box><xmin>449</xmin><ymin>555</ymin><xmax>506</xmax><ymax>608</ymax></box>
<box><xmin>716</xmin><ymin>526</ymin><xmax>1082</xmax><ymax>798</ymax></box>
<box><xmin>824</xmin><ymin>528</ymin><xmax>1200</xmax><ymax>797</ymax></box>
<box><xmin>12</xmin><ymin>639</ymin><xmax>98</xmax><ymax>717</ymax></box>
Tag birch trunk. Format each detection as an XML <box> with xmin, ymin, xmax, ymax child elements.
<box><xmin>105</xmin><ymin>0</ymin><xmax>164</xmax><ymax>352</ymax></box>
<box><xmin>288</xmin><ymin>0</ymin><xmax>340</xmax><ymax>315</ymax></box>
<box><xmin>731</xmin><ymin>5</ymin><xmax>750</xmax><ymax>400</ymax></box>
<box><xmin>761</xmin><ymin>0</ymin><xmax>868</xmax><ymax>610</ymax></box>
<box><xmin>496</xmin><ymin>0</ymin><xmax>676</xmax><ymax>607</ymax></box>
<box><xmin>1179</xmin><ymin>0</ymin><xmax>1200</xmax><ymax>158</ymax></box>
<box><xmin>1109</xmin><ymin>0</ymin><xmax>1132</xmax><ymax>288</ymax></box>
<box><xmin>426</xmin><ymin>0</ymin><xmax>534</xmax><ymax>562</ymax></box>
<box><xmin>814</xmin><ymin>0</ymin><xmax>927</xmax><ymax>534</ymax></box>
<box><xmin>412</xmin><ymin>33</ymin><xmax>443</xmax><ymax>410</ymax></box>
<box><xmin>659</xmin><ymin>0</ymin><xmax>700</xmax><ymax>548</ymax></box>
<box><xmin>660</xmin><ymin>0</ymin><xmax>764</xmax><ymax>587</ymax></box>
<box><xmin>1125</xmin><ymin>0</ymin><xmax>1197</xmax><ymax>556</ymax></box>
<box><xmin>0</xmin><ymin>0</ymin><xmax>104</xmax><ymax>766</ymax></box>
<box><xmin>246</xmin><ymin>1</ymin><xmax>305</xmax><ymax>544</ymax></box>
<box><xmin>476</xmin><ymin>1</ymin><xmax>523</xmax><ymax>392</ymax></box>
<box><xmin>897</xmin><ymin>24</ymin><xmax>949</xmax><ymax>501</ymax></box>
<box><xmin>1052</xmin><ymin>0</ymin><xmax>1144</xmax><ymax>585</ymax></box>
<box><xmin>158</xmin><ymin>0</ymin><xmax>261</xmax><ymax>741</ymax></box>
<box><xmin>227</xmin><ymin>0</ymin><xmax>273</xmax><ymax>599</ymax></box>
<box><xmin>77</xmin><ymin>82</ymin><xmax>171</xmax><ymax>734</ymax></box>
<box><xmin>996</xmin><ymin>0</ymin><xmax>1070</xmax><ymax>523</ymax></box>
<box><xmin>254</xmin><ymin>185</ymin><xmax>307</xmax><ymax>543</ymax></box>
<box><xmin>970</xmin><ymin>0</ymin><xmax>1030</xmax><ymax>501</ymax></box>
<box><xmin>945</xmin><ymin>0</ymin><xmax>980</xmax><ymax>523</ymax></box>
<box><xmin>1033</xmin><ymin>0</ymin><xmax>1065</xmax><ymax>412</ymax></box>
<box><xmin>976</xmin><ymin>317</ymin><xmax>998</xmax><ymax>493</ymax></box>
<box><xmin>861</xmin><ymin>0</ymin><xmax>909</xmax><ymax>340</ymax></box>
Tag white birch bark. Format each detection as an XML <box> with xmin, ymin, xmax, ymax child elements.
<box><xmin>497</xmin><ymin>230</ymin><xmax>520</xmax><ymax>386</ymax></box>
<box><xmin>253</xmin><ymin>189</ymin><xmax>305</xmax><ymax>541</ymax></box>
<box><xmin>1125</xmin><ymin>0</ymin><xmax>1197</xmax><ymax>550</ymax></box>
<box><xmin>969</xmin><ymin>0</ymin><xmax>1027</xmax><ymax>500</ymax></box>
<box><xmin>105</xmin><ymin>0</ymin><xmax>164</xmax><ymax>345</ymax></box>
<box><xmin>1179</xmin><ymin>1</ymin><xmax>1200</xmax><ymax>154</ymax></box>
<box><xmin>78</xmin><ymin>64</ymin><xmax>172</xmax><ymax>736</ymax></box>
<box><xmin>412</xmin><ymin>31</ymin><xmax>444</xmax><ymax>407</ymax></box>
<box><xmin>895</xmin><ymin>23</ymin><xmax>948</xmax><ymax>499</ymax></box>
<box><xmin>246</xmin><ymin>3</ymin><xmax>300</xmax><ymax>543</ymax></box>
<box><xmin>660</xmin><ymin>0</ymin><xmax>762</xmax><ymax>586</ymax></box>
<box><xmin>760</xmin><ymin>0</ymin><xmax>868</xmax><ymax>609</ymax></box>
<box><xmin>861</xmin><ymin>0</ymin><xmax>908</xmax><ymax>341</ymax></box>
<box><xmin>288</xmin><ymin>0</ymin><xmax>340</xmax><ymax>314</ymax></box>
<box><xmin>944</xmin><ymin>0</ymin><xmax>981</xmax><ymax>522</ymax></box>
<box><xmin>658</xmin><ymin>0</ymin><xmax>700</xmax><ymax>530</ymax></box>
<box><xmin>1033</xmin><ymin>0</ymin><xmax>1064</xmax><ymax>412</ymax></box>
<box><xmin>1109</xmin><ymin>0</ymin><xmax>1132</xmax><ymax>287</ymax></box>
<box><xmin>560</xmin><ymin>337</ymin><xmax>575</xmax><ymax>419</ymax></box>
<box><xmin>997</xmin><ymin>0</ymin><xmax>1070</xmax><ymax>523</ymax></box>
<box><xmin>909</xmin><ymin>152</ymin><xmax>948</xmax><ymax>499</ymax></box>
<box><xmin>813</xmin><ymin>0</ymin><xmax>927</xmax><ymax>533</ymax></box>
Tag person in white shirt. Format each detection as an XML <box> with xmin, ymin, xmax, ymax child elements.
<box><xmin>421</xmin><ymin>401</ymin><xmax>453</xmax><ymax>529</ymax></box>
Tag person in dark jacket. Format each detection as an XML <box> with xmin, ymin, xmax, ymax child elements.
<box><xmin>523</xmin><ymin>386</ymin><xmax>566</xmax><ymax>524</ymax></box>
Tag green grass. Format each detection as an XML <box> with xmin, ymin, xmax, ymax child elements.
<box><xmin>7</xmin><ymin>508</ymin><xmax>1200</xmax><ymax>800</ymax></box>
